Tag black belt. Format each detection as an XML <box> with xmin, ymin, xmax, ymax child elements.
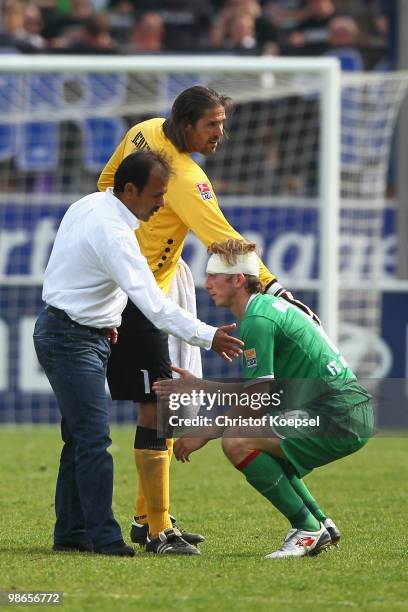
<box><xmin>46</xmin><ymin>305</ymin><xmax>109</xmax><ymax>336</ymax></box>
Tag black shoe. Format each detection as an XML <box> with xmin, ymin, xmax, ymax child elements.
<box><xmin>145</xmin><ymin>528</ymin><xmax>200</xmax><ymax>555</ymax></box>
<box><xmin>130</xmin><ymin>521</ymin><xmax>148</xmax><ymax>545</ymax></box>
<box><xmin>169</xmin><ymin>515</ymin><xmax>205</xmax><ymax>545</ymax></box>
<box><xmin>53</xmin><ymin>539</ymin><xmax>93</xmax><ymax>552</ymax></box>
<box><xmin>130</xmin><ymin>515</ymin><xmax>205</xmax><ymax>546</ymax></box>
<box><xmin>94</xmin><ymin>539</ymin><xmax>135</xmax><ymax>557</ymax></box>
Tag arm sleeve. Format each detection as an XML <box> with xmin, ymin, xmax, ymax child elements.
<box><xmin>97</xmin><ymin>130</ymin><xmax>135</xmax><ymax>192</ymax></box>
<box><xmin>240</xmin><ymin>316</ymin><xmax>276</xmax><ymax>380</ymax></box>
<box><xmin>93</xmin><ymin>226</ymin><xmax>216</xmax><ymax>349</ymax></box>
<box><xmin>169</xmin><ymin>174</ymin><xmax>275</xmax><ymax>287</ymax></box>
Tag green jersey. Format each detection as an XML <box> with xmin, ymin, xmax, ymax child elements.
<box><xmin>240</xmin><ymin>294</ymin><xmax>370</xmax><ymax>414</ymax></box>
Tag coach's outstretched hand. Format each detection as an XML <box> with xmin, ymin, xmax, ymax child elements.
<box><xmin>212</xmin><ymin>323</ymin><xmax>244</xmax><ymax>362</ymax></box>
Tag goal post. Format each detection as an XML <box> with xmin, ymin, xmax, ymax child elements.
<box><xmin>320</xmin><ymin>58</ymin><xmax>341</xmax><ymax>342</ymax></box>
<box><xmin>1</xmin><ymin>54</ymin><xmax>407</xmax><ymax>422</ymax></box>
<box><xmin>0</xmin><ymin>54</ymin><xmax>341</xmax><ymax>336</ymax></box>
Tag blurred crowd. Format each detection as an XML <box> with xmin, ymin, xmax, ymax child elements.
<box><xmin>0</xmin><ymin>0</ymin><xmax>397</xmax><ymax>70</ymax></box>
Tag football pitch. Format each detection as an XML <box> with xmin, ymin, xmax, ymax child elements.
<box><xmin>0</xmin><ymin>426</ymin><xmax>406</xmax><ymax>611</ymax></box>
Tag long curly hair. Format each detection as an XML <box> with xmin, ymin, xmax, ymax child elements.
<box><xmin>162</xmin><ymin>86</ymin><xmax>232</xmax><ymax>152</ymax></box>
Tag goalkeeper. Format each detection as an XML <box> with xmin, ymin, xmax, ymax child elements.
<box><xmin>153</xmin><ymin>239</ymin><xmax>374</xmax><ymax>559</ymax></box>
<box><xmin>98</xmin><ymin>86</ymin><xmax>318</xmax><ymax>555</ymax></box>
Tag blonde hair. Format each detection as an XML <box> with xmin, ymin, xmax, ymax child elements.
<box><xmin>207</xmin><ymin>239</ymin><xmax>264</xmax><ymax>294</ymax></box>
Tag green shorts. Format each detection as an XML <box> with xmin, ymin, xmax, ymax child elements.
<box><xmin>279</xmin><ymin>402</ymin><xmax>374</xmax><ymax>478</ymax></box>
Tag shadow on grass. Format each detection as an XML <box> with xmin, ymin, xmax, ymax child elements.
<box><xmin>2</xmin><ymin>547</ymin><xmax>270</xmax><ymax>560</ymax></box>
<box><xmin>136</xmin><ymin>550</ymin><xmax>259</xmax><ymax>559</ymax></box>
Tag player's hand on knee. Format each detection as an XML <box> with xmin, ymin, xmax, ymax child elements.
<box><xmin>174</xmin><ymin>436</ymin><xmax>209</xmax><ymax>462</ymax></box>
<box><xmin>212</xmin><ymin>324</ymin><xmax>244</xmax><ymax>362</ymax></box>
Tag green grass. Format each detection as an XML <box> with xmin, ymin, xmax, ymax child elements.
<box><xmin>0</xmin><ymin>427</ymin><xmax>407</xmax><ymax>611</ymax></box>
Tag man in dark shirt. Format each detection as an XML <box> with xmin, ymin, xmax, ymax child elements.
<box><xmin>284</xmin><ymin>0</ymin><xmax>338</xmax><ymax>56</ymax></box>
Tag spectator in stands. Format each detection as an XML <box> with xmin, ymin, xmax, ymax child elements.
<box><xmin>333</xmin><ymin>1</ymin><xmax>382</xmax><ymax>41</ymax></box>
<box><xmin>212</xmin><ymin>12</ymin><xmax>260</xmax><ymax>54</ymax></box>
<box><xmin>24</xmin><ymin>3</ymin><xmax>47</xmax><ymax>50</ymax></box>
<box><xmin>210</xmin><ymin>0</ymin><xmax>227</xmax><ymax>11</ymax></box>
<box><xmin>326</xmin><ymin>15</ymin><xmax>363</xmax><ymax>70</ymax></box>
<box><xmin>43</xmin><ymin>0</ymin><xmax>95</xmax><ymax>49</ymax></box>
<box><xmin>51</xmin><ymin>13</ymin><xmax>118</xmax><ymax>54</ymax></box>
<box><xmin>283</xmin><ymin>0</ymin><xmax>340</xmax><ymax>56</ymax></box>
<box><xmin>377</xmin><ymin>0</ymin><xmax>397</xmax><ymax>68</ymax></box>
<box><xmin>328</xmin><ymin>15</ymin><xmax>359</xmax><ymax>48</ymax></box>
<box><xmin>210</xmin><ymin>0</ymin><xmax>260</xmax><ymax>49</ymax></box>
<box><xmin>209</xmin><ymin>0</ymin><xmax>279</xmax><ymax>55</ymax></box>
<box><xmin>108</xmin><ymin>0</ymin><xmax>134</xmax><ymax>9</ymax></box>
<box><xmin>263</xmin><ymin>0</ymin><xmax>310</xmax><ymax>30</ymax></box>
<box><xmin>92</xmin><ymin>0</ymin><xmax>111</xmax><ymax>9</ymax></box>
<box><xmin>0</xmin><ymin>0</ymin><xmax>40</xmax><ymax>53</ymax></box>
<box><xmin>30</xmin><ymin>0</ymin><xmax>58</xmax><ymax>8</ymax></box>
<box><xmin>127</xmin><ymin>12</ymin><xmax>165</xmax><ymax>54</ymax></box>
<box><xmin>33</xmin><ymin>1</ymin><xmax>60</xmax><ymax>43</ymax></box>
<box><xmin>107</xmin><ymin>1</ymin><xmax>135</xmax><ymax>45</ymax></box>
<box><xmin>333</xmin><ymin>0</ymin><xmax>392</xmax><ymax>68</ymax></box>
<box><xmin>135</xmin><ymin>0</ymin><xmax>213</xmax><ymax>52</ymax></box>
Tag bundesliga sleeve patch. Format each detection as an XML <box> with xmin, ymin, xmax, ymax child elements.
<box><xmin>196</xmin><ymin>181</ymin><xmax>214</xmax><ymax>201</ymax></box>
<box><xmin>244</xmin><ymin>348</ymin><xmax>257</xmax><ymax>368</ymax></box>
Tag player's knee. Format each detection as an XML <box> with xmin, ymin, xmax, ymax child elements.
<box><xmin>137</xmin><ymin>402</ymin><xmax>157</xmax><ymax>428</ymax></box>
<box><xmin>221</xmin><ymin>435</ymin><xmax>250</xmax><ymax>464</ymax></box>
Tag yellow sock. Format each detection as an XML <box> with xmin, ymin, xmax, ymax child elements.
<box><xmin>133</xmin><ymin>449</ymin><xmax>148</xmax><ymax>524</ymax></box>
<box><xmin>134</xmin><ymin>448</ymin><xmax>172</xmax><ymax>538</ymax></box>
<box><xmin>134</xmin><ymin>440</ymin><xmax>173</xmax><ymax>522</ymax></box>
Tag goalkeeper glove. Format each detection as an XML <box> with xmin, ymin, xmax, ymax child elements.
<box><xmin>265</xmin><ymin>280</ymin><xmax>321</xmax><ymax>325</ymax></box>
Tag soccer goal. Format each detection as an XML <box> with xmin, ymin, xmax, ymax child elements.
<box><xmin>0</xmin><ymin>55</ymin><xmax>407</xmax><ymax>421</ymax></box>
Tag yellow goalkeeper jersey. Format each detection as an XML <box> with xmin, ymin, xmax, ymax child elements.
<box><xmin>98</xmin><ymin>117</ymin><xmax>275</xmax><ymax>295</ymax></box>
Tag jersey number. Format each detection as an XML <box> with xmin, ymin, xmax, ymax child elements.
<box><xmin>140</xmin><ymin>369</ymin><xmax>151</xmax><ymax>394</ymax></box>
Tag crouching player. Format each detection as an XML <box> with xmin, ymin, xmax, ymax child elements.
<box><xmin>153</xmin><ymin>239</ymin><xmax>374</xmax><ymax>559</ymax></box>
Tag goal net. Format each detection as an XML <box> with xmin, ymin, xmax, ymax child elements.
<box><xmin>0</xmin><ymin>56</ymin><xmax>407</xmax><ymax>422</ymax></box>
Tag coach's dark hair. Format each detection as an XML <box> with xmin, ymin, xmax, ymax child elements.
<box><xmin>113</xmin><ymin>150</ymin><xmax>172</xmax><ymax>193</ymax></box>
<box><xmin>162</xmin><ymin>86</ymin><xmax>233</xmax><ymax>152</ymax></box>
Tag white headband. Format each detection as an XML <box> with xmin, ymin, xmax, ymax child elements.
<box><xmin>206</xmin><ymin>252</ymin><xmax>260</xmax><ymax>276</ymax></box>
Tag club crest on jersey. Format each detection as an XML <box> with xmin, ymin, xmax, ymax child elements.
<box><xmin>196</xmin><ymin>182</ymin><xmax>213</xmax><ymax>201</ymax></box>
<box><xmin>244</xmin><ymin>348</ymin><xmax>257</xmax><ymax>368</ymax></box>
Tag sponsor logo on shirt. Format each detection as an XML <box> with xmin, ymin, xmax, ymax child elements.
<box><xmin>244</xmin><ymin>348</ymin><xmax>257</xmax><ymax>368</ymax></box>
<box><xmin>196</xmin><ymin>182</ymin><xmax>213</xmax><ymax>201</ymax></box>
<box><xmin>131</xmin><ymin>131</ymin><xmax>150</xmax><ymax>151</ymax></box>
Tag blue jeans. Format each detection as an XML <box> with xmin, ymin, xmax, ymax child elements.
<box><xmin>33</xmin><ymin>308</ymin><xmax>123</xmax><ymax>547</ymax></box>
